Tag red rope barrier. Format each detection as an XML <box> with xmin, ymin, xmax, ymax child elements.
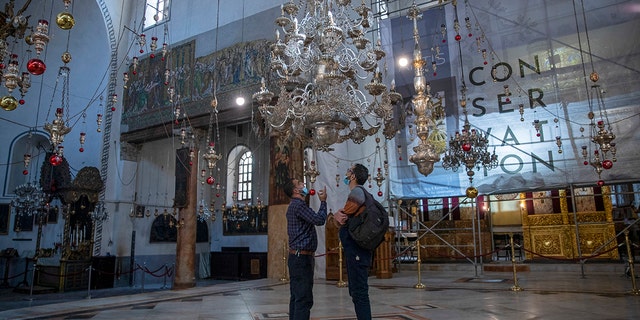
<box><xmin>317</xmin><ymin>243</ymin><xmax>619</xmax><ymax>263</ymax></box>
<box><xmin>38</xmin><ymin>267</ymin><xmax>87</xmax><ymax>278</ymax></box>
<box><xmin>99</xmin><ymin>265</ymin><xmax>140</xmax><ymax>276</ymax></box>
<box><xmin>144</xmin><ymin>264</ymin><xmax>166</xmax><ymax>275</ymax></box>
<box><xmin>312</xmin><ymin>245</ymin><xmax>501</xmax><ymax>262</ymax></box>
<box><xmin>135</xmin><ymin>263</ymin><xmax>175</xmax><ymax>278</ymax></box>
<box><xmin>420</xmin><ymin>247</ymin><xmax>501</xmax><ymax>260</ymax></box>
<box><xmin>143</xmin><ymin>266</ymin><xmax>168</xmax><ymax>278</ymax></box>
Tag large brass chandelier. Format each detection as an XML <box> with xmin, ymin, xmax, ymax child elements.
<box><xmin>439</xmin><ymin>1</ymin><xmax>497</xmax><ymax>184</ymax></box>
<box><xmin>441</xmin><ymin>86</ymin><xmax>498</xmax><ymax>184</ymax></box>
<box><xmin>253</xmin><ymin>0</ymin><xmax>398</xmax><ymax>150</ymax></box>
<box><xmin>406</xmin><ymin>3</ymin><xmax>445</xmax><ymax>176</ymax></box>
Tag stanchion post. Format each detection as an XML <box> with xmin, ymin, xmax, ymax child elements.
<box><xmin>413</xmin><ymin>240</ymin><xmax>425</xmax><ymax>289</ymax></box>
<box><xmin>509</xmin><ymin>233</ymin><xmax>523</xmax><ymax>291</ymax></box>
<box><xmin>336</xmin><ymin>242</ymin><xmax>347</xmax><ymax>288</ymax></box>
<box><xmin>86</xmin><ymin>266</ymin><xmax>93</xmax><ymax>299</ymax></box>
<box><xmin>130</xmin><ymin>260</ymin><xmax>136</xmax><ymax>288</ymax></box>
<box><xmin>27</xmin><ymin>263</ymin><xmax>36</xmax><ymax>301</ymax></box>
<box><xmin>141</xmin><ymin>262</ymin><xmax>146</xmax><ymax>292</ymax></box>
<box><xmin>280</xmin><ymin>243</ymin><xmax>289</xmax><ymax>283</ymax></box>
<box><xmin>624</xmin><ymin>230</ymin><xmax>640</xmax><ymax>295</ymax></box>
<box><xmin>1</xmin><ymin>254</ymin><xmax>13</xmax><ymax>288</ymax></box>
<box><xmin>170</xmin><ymin>263</ymin><xmax>175</xmax><ymax>290</ymax></box>
<box><xmin>161</xmin><ymin>263</ymin><xmax>168</xmax><ymax>289</ymax></box>
<box><xmin>19</xmin><ymin>258</ymin><xmax>30</xmax><ymax>287</ymax></box>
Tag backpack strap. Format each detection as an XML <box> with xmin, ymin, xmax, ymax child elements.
<box><xmin>354</xmin><ymin>185</ymin><xmax>369</xmax><ymax>216</ymax></box>
<box><xmin>355</xmin><ymin>185</ymin><xmax>370</xmax><ymax>203</ymax></box>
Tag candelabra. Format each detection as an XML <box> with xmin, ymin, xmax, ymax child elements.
<box><xmin>581</xmin><ymin>72</ymin><xmax>616</xmax><ymax>186</ymax></box>
<box><xmin>253</xmin><ymin>0</ymin><xmax>397</xmax><ymax>150</ymax></box>
<box><xmin>406</xmin><ymin>3</ymin><xmax>445</xmax><ymax>176</ymax></box>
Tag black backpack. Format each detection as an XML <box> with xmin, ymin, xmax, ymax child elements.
<box><xmin>347</xmin><ymin>186</ymin><xmax>390</xmax><ymax>251</ymax></box>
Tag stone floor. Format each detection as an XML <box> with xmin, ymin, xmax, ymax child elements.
<box><xmin>0</xmin><ymin>262</ymin><xmax>639</xmax><ymax>320</ymax></box>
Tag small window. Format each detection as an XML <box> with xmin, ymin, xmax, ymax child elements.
<box><xmin>5</xmin><ymin>133</ymin><xmax>49</xmax><ymax>197</ymax></box>
<box><xmin>144</xmin><ymin>0</ymin><xmax>170</xmax><ymax>29</ymax></box>
<box><xmin>237</xmin><ymin>150</ymin><xmax>253</xmax><ymax>201</ymax></box>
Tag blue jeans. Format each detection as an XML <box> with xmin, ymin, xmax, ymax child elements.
<box><xmin>288</xmin><ymin>253</ymin><xmax>314</xmax><ymax>320</ymax></box>
<box><xmin>339</xmin><ymin>227</ymin><xmax>372</xmax><ymax>320</ymax></box>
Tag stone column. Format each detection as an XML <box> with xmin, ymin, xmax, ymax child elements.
<box><xmin>173</xmin><ymin>148</ymin><xmax>198</xmax><ymax>289</ymax></box>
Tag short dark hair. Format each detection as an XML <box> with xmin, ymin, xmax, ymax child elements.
<box><xmin>283</xmin><ymin>178</ymin><xmax>295</xmax><ymax>198</ymax></box>
<box><xmin>352</xmin><ymin>163</ymin><xmax>368</xmax><ymax>185</ymax></box>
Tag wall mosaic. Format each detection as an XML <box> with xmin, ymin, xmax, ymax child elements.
<box><xmin>122</xmin><ymin>39</ymin><xmax>271</xmax><ymax>132</ymax></box>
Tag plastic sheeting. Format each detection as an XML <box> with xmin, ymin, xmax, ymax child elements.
<box><xmin>307</xmin><ymin>1</ymin><xmax>638</xmax><ymax>203</ymax></box>
<box><xmin>377</xmin><ymin>0</ymin><xmax>640</xmax><ymax>198</ymax></box>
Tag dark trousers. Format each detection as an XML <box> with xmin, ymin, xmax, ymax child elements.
<box><xmin>288</xmin><ymin>253</ymin><xmax>314</xmax><ymax>320</ymax></box>
<box><xmin>340</xmin><ymin>227</ymin><xmax>373</xmax><ymax>320</ymax></box>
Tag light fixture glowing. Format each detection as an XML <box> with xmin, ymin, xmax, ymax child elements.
<box><xmin>236</xmin><ymin>96</ymin><xmax>245</xmax><ymax>106</ymax></box>
<box><xmin>398</xmin><ymin>57</ymin><xmax>409</xmax><ymax>67</ymax></box>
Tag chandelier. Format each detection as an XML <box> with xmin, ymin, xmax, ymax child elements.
<box><xmin>199</xmin><ymin>95</ymin><xmax>223</xmax><ymax>221</ymax></box>
<box><xmin>406</xmin><ymin>3</ymin><xmax>445</xmax><ymax>176</ymax></box>
<box><xmin>43</xmin><ymin>66</ymin><xmax>72</xmax><ymax>165</ymax></box>
<box><xmin>90</xmin><ymin>201</ymin><xmax>109</xmax><ymax>221</ymax></box>
<box><xmin>202</xmin><ymin>104</ymin><xmax>223</xmax><ymax>184</ymax></box>
<box><xmin>581</xmin><ymin>72</ymin><xmax>616</xmax><ymax>186</ymax></box>
<box><xmin>574</xmin><ymin>3</ymin><xmax>617</xmax><ymax>187</ymax></box>
<box><xmin>439</xmin><ymin>0</ymin><xmax>498</xmax><ymax>184</ymax></box>
<box><xmin>198</xmin><ymin>199</ymin><xmax>214</xmax><ymax>222</ymax></box>
<box><xmin>253</xmin><ymin>0</ymin><xmax>397</xmax><ymax>150</ymax></box>
<box><xmin>11</xmin><ymin>182</ymin><xmax>47</xmax><ymax>218</ymax></box>
<box><xmin>0</xmin><ymin>0</ymin><xmax>78</xmax><ymax>111</ymax></box>
<box><xmin>441</xmin><ymin>86</ymin><xmax>498</xmax><ymax>184</ymax></box>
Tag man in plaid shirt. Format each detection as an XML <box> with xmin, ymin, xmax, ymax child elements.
<box><xmin>284</xmin><ymin>178</ymin><xmax>327</xmax><ymax>320</ymax></box>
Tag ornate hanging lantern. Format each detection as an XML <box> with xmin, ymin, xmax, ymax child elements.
<box><xmin>581</xmin><ymin>73</ymin><xmax>616</xmax><ymax>186</ymax></box>
<box><xmin>406</xmin><ymin>3</ymin><xmax>445</xmax><ymax>176</ymax></box>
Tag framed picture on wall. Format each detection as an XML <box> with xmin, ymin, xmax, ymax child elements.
<box><xmin>0</xmin><ymin>204</ymin><xmax>10</xmax><ymax>235</ymax></box>
<box><xmin>135</xmin><ymin>205</ymin><xmax>145</xmax><ymax>218</ymax></box>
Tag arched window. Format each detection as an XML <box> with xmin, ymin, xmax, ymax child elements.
<box><xmin>227</xmin><ymin>145</ymin><xmax>253</xmax><ymax>203</ymax></box>
<box><xmin>237</xmin><ymin>150</ymin><xmax>253</xmax><ymax>201</ymax></box>
<box><xmin>144</xmin><ymin>0</ymin><xmax>170</xmax><ymax>29</ymax></box>
<box><xmin>4</xmin><ymin>132</ymin><xmax>49</xmax><ymax>197</ymax></box>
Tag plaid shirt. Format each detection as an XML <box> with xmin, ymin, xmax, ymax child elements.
<box><xmin>286</xmin><ymin>198</ymin><xmax>327</xmax><ymax>252</ymax></box>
